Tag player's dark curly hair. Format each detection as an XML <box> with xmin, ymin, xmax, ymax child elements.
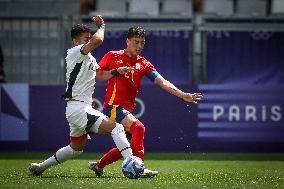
<box><xmin>126</xmin><ymin>26</ymin><xmax>146</xmax><ymax>39</ymax></box>
<box><xmin>71</xmin><ymin>24</ymin><xmax>91</xmax><ymax>39</ymax></box>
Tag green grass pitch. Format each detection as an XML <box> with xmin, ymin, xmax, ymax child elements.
<box><xmin>0</xmin><ymin>152</ymin><xmax>283</xmax><ymax>189</ymax></box>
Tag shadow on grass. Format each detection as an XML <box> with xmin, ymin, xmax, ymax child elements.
<box><xmin>29</xmin><ymin>174</ymin><xmax>153</xmax><ymax>180</ymax></box>
<box><xmin>37</xmin><ymin>175</ymin><xmax>123</xmax><ymax>179</ymax></box>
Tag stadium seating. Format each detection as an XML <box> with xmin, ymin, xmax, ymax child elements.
<box><xmin>128</xmin><ymin>0</ymin><xmax>159</xmax><ymax>17</ymax></box>
<box><xmin>0</xmin><ymin>0</ymin><xmax>80</xmax><ymax>17</ymax></box>
<box><xmin>91</xmin><ymin>0</ymin><xmax>128</xmax><ymax>17</ymax></box>
<box><xmin>1</xmin><ymin>0</ymin><xmax>284</xmax><ymax>85</ymax></box>
<box><xmin>271</xmin><ymin>0</ymin><xmax>284</xmax><ymax>15</ymax></box>
<box><xmin>203</xmin><ymin>0</ymin><xmax>234</xmax><ymax>16</ymax></box>
<box><xmin>160</xmin><ymin>0</ymin><xmax>192</xmax><ymax>18</ymax></box>
<box><xmin>0</xmin><ymin>17</ymin><xmax>64</xmax><ymax>84</ymax></box>
<box><xmin>236</xmin><ymin>0</ymin><xmax>267</xmax><ymax>17</ymax></box>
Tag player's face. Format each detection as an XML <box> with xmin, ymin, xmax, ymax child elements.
<box><xmin>126</xmin><ymin>37</ymin><xmax>145</xmax><ymax>57</ymax></box>
<box><xmin>72</xmin><ymin>32</ymin><xmax>91</xmax><ymax>46</ymax></box>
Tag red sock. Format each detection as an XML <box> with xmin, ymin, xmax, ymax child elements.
<box><xmin>97</xmin><ymin>120</ymin><xmax>145</xmax><ymax>168</ymax></box>
<box><xmin>97</xmin><ymin>148</ymin><xmax>122</xmax><ymax>168</ymax></box>
<box><xmin>129</xmin><ymin>120</ymin><xmax>145</xmax><ymax>161</ymax></box>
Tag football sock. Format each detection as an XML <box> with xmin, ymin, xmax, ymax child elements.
<box><xmin>129</xmin><ymin>120</ymin><xmax>145</xmax><ymax>161</ymax></box>
<box><xmin>111</xmin><ymin>123</ymin><xmax>133</xmax><ymax>159</ymax></box>
<box><xmin>97</xmin><ymin>121</ymin><xmax>145</xmax><ymax>168</ymax></box>
<box><xmin>97</xmin><ymin>148</ymin><xmax>122</xmax><ymax>168</ymax></box>
<box><xmin>39</xmin><ymin>145</ymin><xmax>82</xmax><ymax>171</ymax></box>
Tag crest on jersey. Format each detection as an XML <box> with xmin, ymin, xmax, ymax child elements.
<box><xmin>135</xmin><ymin>63</ymin><xmax>140</xmax><ymax>70</ymax></box>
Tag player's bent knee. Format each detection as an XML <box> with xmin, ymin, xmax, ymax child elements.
<box><xmin>73</xmin><ymin>149</ymin><xmax>83</xmax><ymax>156</ymax></box>
<box><xmin>131</xmin><ymin>120</ymin><xmax>145</xmax><ymax>134</ymax></box>
<box><xmin>69</xmin><ymin>146</ymin><xmax>83</xmax><ymax>156</ymax></box>
<box><xmin>97</xmin><ymin>118</ymin><xmax>116</xmax><ymax>134</ymax></box>
<box><xmin>70</xmin><ymin>145</ymin><xmax>85</xmax><ymax>152</ymax></box>
<box><xmin>69</xmin><ymin>135</ymin><xmax>87</xmax><ymax>150</ymax></box>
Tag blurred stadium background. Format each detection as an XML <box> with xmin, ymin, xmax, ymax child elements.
<box><xmin>0</xmin><ymin>0</ymin><xmax>284</xmax><ymax>153</ymax></box>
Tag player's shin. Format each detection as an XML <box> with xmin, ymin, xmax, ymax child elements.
<box><xmin>111</xmin><ymin>123</ymin><xmax>133</xmax><ymax>159</ymax></box>
<box><xmin>39</xmin><ymin>145</ymin><xmax>82</xmax><ymax>170</ymax></box>
<box><xmin>129</xmin><ymin>120</ymin><xmax>145</xmax><ymax>160</ymax></box>
<box><xmin>97</xmin><ymin>148</ymin><xmax>122</xmax><ymax>168</ymax></box>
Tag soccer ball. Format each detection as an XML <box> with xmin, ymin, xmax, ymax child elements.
<box><xmin>122</xmin><ymin>156</ymin><xmax>144</xmax><ymax>179</ymax></box>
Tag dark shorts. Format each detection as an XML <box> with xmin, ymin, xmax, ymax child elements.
<box><xmin>103</xmin><ymin>104</ymin><xmax>132</xmax><ymax>140</ymax></box>
<box><xmin>103</xmin><ymin>104</ymin><xmax>131</xmax><ymax>123</ymax></box>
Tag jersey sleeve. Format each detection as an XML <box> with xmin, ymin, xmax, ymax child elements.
<box><xmin>98</xmin><ymin>51</ymin><xmax>112</xmax><ymax>71</ymax></box>
<box><xmin>144</xmin><ymin>60</ymin><xmax>160</xmax><ymax>82</ymax></box>
<box><xmin>65</xmin><ymin>44</ymin><xmax>88</xmax><ymax>63</ymax></box>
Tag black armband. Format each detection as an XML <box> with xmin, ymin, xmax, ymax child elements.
<box><xmin>111</xmin><ymin>69</ymin><xmax>119</xmax><ymax>76</ymax></box>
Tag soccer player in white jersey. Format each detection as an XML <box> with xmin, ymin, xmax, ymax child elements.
<box><xmin>29</xmin><ymin>15</ymin><xmax>134</xmax><ymax>176</ymax></box>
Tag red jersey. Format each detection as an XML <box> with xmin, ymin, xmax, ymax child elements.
<box><xmin>98</xmin><ymin>50</ymin><xmax>157</xmax><ymax>112</ymax></box>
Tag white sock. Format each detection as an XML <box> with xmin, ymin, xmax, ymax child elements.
<box><xmin>39</xmin><ymin>145</ymin><xmax>82</xmax><ymax>171</ymax></box>
<box><xmin>111</xmin><ymin>123</ymin><xmax>133</xmax><ymax>159</ymax></box>
<box><xmin>121</xmin><ymin>148</ymin><xmax>133</xmax><ymax>159</ymax></box>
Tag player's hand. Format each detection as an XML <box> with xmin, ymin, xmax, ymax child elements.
<box><xmin>182</xmin><ymin>93</ymin><xmax>202</xmax><ymax>104</ymax></box>
<box><xmin>92</xmin><ymin>15</ymin><xmax>104</xmax><ymax>28</ymax></box>
<box><xmin>117</xmin><ymin>66</ymin><xmax>134</xmax><ymax>74</ymax></box>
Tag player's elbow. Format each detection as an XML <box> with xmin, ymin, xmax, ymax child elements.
<box><xmin>154</xmin><ymin>77</ymin><xmax>168</xmax><ymax>87</ymax></box>
<box><xmin>161</xmin><ymin>80</ymin><xmax>170</xmax><ymax>87</ymax></box>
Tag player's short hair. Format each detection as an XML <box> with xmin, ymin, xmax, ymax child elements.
<box><xmin>71</xmin><ymin>24</ymin><xmax>91</xmax><ymax>39</ymax></box>
<box><xmin>126</xmin><ymin>26</ymin><xmax>146</xmax><ymax>39</ymax></box>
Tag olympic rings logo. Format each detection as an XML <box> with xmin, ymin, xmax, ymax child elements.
<box><xmin>134</xmin><ymin>98</ymin><xmax>145</xmax><ymax>118</ymax></box>
<box><xmin>249</xmin><ymin>31</ymin><xmax>273</xmax><ymax>40</ymax></box>
<box><xmin>92</xmin><ymin>97</ymin><xmax>145</xmax><ymax>118</ymax></box>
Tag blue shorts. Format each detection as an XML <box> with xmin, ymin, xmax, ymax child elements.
<box><xmin>103</xmin><ymin>105</ymin><xmax>131</xmax><ymax>123</ymax></box>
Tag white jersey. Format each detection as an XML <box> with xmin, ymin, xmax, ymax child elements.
<box><xmin>63</xmin><ymin>44</ymin><xmax>99</xmax><ymax>104</ymax></box>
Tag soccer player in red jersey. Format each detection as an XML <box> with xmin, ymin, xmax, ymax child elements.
<box><xmin>90</xmin><ymin>26</ymin><xmax>202</xmax><ymax>177</ymax></box>
<box><xmin>28</xmin><ymin>16</ymin><xmax>135</xmax><ymax>177</ymax></box>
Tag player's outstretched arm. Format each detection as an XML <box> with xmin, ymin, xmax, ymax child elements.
<box><xmin>81</xmin><ymin>15</ymin><xmax>105</xmax><ymax>55</ymax></box>
<box><xmin>96</xmin><ymin>66</ymin><xmax>134</xmax><ymax>81</ymax></box>
<box><xmin>154</xmin><ymin>75</ymin><xmax>202</xmax><ymax>104</ymax></box>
